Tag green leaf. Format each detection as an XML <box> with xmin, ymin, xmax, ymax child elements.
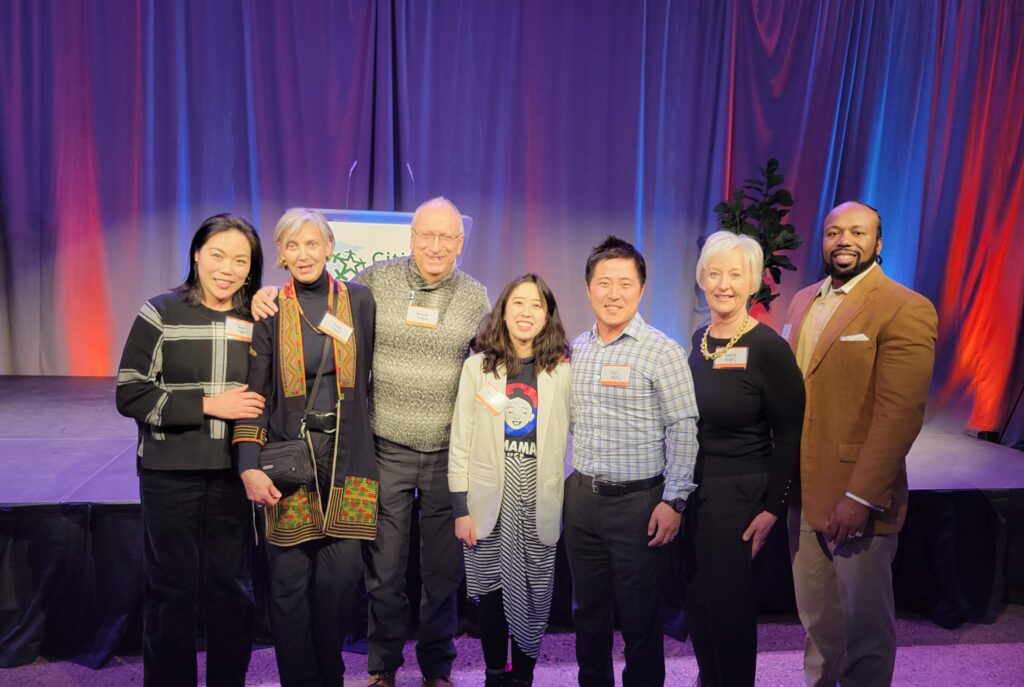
<box><xmin>772</xmin><ymin>190</ymin><xmax>794</xmax><ymax>206</ymax></box>
<box><xmin>716</xmin><ymin>157</ymin><xmax>799</xmax><ymax>306</ymax></box>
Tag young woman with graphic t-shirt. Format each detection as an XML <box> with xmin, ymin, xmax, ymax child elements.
<box><xmin>448</xmin><ymin>274</ymin><xmax>572</xmax><ymax>687</ymax></box>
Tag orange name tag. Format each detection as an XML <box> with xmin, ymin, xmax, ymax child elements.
<box><xmin>713</xmin><ymin>347</ymin><xmax>748</xmax><ymax>369</ymax></box>
<box><xmin>600</xmin><ymin>364</ymin><xmax>630</xmax><ymax>387</ymax></box>
<box><xmin>405</xmin><ymin>305</ymin><xmax>439</xmax><ymax>328</ymax></box>
<box><xmin>319</xmin><ymin>312</ymin><xmax>353</xmax><ymax>342</ymax></box>
<box><xmin>474</xmin><ymin>384</ymin><xmax>509</xmax><ymax>416</ymax></box>
<box><xmin>224</xmin><ymin>317</ymin><xmax>253</xmax><ymax>342</ymax></box>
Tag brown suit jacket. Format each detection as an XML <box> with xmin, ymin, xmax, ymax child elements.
<box><xmin>782</xmin><ymin>266</ymin><xmax>937</xmax><ymax>535</ymax></box>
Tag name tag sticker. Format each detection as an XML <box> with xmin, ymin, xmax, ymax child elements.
<box><xmin>319</xmin><ymin>312</ymin><xmax>353</xmax><ymax>342</ymax></box>
<box><xmin>474</xmin><ymin>384</ymin><xmax>509</xmax><ymax>416</ymax></box>
<box><xmin>713</xmin><ymin>347</ymin><xmax>749</xmax><ymax>369</ymax></box>
<box><xmin>406</xmin><ymin>305</ymin><xmax>440</xmax><ymax>328</ymax></box>
<box><xmin>600</xmin><ymin>364</ymin><xmax>631</xmax><ymax>387</ymax></box>
<box><xmin>224</xmin><ymin>317</ymin><xmax>253</xmax><ymax>342</ymax></box>
<box><xmin>781</xmin><ymin>323</ymin><xmax>792</xmax><ymax>340</ymax></box>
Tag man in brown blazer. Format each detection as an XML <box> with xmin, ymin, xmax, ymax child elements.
<box><xmin>782</xmin><ymin>201</ymin><xmax>937</xmax><ymax>686</ymax></box>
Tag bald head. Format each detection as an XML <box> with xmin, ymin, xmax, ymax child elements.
<box><xmin>824</xmin><ymin>202</ymin><xmax>881</xmax><ymax>236</ymax></box>
<box><xmin>409</xmin><ymin>196</ymin><xmax>465</xmax><ymax>284</ymax></box>
<box><xmin>822</xmin><ymin>201</ymin><xmax>883</xmax><ymax>287</ymax></box>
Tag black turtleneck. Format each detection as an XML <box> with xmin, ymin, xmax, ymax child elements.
<box><xmin>296</xmin><ymin>270</ymin><xmax>337</xmax><ymax>412</ymax></box>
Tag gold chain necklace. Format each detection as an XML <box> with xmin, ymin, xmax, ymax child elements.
<box><xmin>700</xmin><ymin>312</ymin><xmax>750</xmax><ymax>361</ymax></box>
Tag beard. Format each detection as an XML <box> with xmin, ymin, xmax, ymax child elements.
<box><xmin>824</xmin><ymin>246</ymin><xmax>879</xmax><ymax>281</ymax></box>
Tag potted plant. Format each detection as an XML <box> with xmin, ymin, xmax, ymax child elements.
<box><xmin>712</xmin><ymin>158</ymin><xmax>801</xmax><ymax>310</ymax></box>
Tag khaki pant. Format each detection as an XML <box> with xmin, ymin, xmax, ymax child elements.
<box><xmin>789</xmin><ymin>508</ymin><xmax>898</xmax><ymax>687</ymax></box>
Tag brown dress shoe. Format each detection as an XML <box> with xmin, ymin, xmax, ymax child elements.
<box><xmin>422</xmin><ymin>678</ymin><xmax>454</xmax><ymax>687</ymax></box>
<box><xmin>368</xmin><ymin>672</ymin><xmax>397</xmax><ymax>687</ymax></box>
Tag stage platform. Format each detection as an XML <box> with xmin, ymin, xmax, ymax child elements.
<box><xmin>0</xmin><ymin>375</ymin><xmax>1022</xmax><ymax>669</ymax></box>
<box><xmin>2</xmin><ymin>376</ymin><xmax>1023</xmax><ymax>504</ymax></box>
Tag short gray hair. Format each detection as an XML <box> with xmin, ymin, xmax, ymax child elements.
<box><xmin>695</xmin><ymin>231</ymin><xmax>764</xmax><ymax>294</ymax></box>
<box><xmin>274</xmin><ymin>208</ymin><xmax>334</xmax><ymax>248</ymax></box>
<box><xmin>411</xmin><ymin>196</ymin><xmax>464</xmax><ymax>235</ymax></box>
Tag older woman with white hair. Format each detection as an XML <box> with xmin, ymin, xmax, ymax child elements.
<box><xmin>683</xmin><ymin>230</ymin><xmax>805</xmax><ymax>687</ymax></box>
<box><xmin>233</xmin><ymin>208</ymin><xmax>377</xmax><ymax>687</ymax></box>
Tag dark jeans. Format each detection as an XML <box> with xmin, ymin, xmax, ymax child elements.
<box><xmin>139</xmin><ymin>468</ymin><xmax>254</xmax><ymax>687</ymax></box>
<box><xmin>265</xmin><ymin>536</ymin><xmax>364</xmax><ymax>687</ymax></box>
<box><xmin>563</xmin><ymin>471</ymin><xmax>667</xmax><ymax>687</ymax></box>
<box><xmin>365</xmin><ymin>437</ymin><xmax>462</xmax><ymax>679</ymax></box>
<box><xmin>683</xmin><ymin>471</ymin><xmax>768</xmax><ymax>687</ymax></box>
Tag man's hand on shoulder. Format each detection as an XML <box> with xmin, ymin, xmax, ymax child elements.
<box><xmin>252</xmin><ymin>286</ymin><xmax>279</xmax><ymax>320</ymax></box>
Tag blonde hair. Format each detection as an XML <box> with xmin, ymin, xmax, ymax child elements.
<box><xmin>695</xmin><ymin>231</ymin><xmax>764</xmax><ymax>294</ymax></box>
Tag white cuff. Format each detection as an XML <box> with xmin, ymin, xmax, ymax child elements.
<box><xmin>845</xmin><ymin>491</ymin><xmax>884</xmax><ymax>512</ymax></box>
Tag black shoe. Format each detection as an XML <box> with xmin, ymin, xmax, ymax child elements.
<box><xmin>484</xmin><ymin>671</ymin><xmax>508</xmax><ymax>687</ymax></box>
<box><xmin>422</xmin><ymin>677</ymin><xmax>454</xmax><ymax>687</ymax></box>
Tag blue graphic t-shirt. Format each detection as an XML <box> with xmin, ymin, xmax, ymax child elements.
<box><xmin>504</xmin><ymin>357</ymin><xmax>538</xmax><ymax>459</ymax></box>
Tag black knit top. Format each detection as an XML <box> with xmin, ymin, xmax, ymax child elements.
<box><xmin>687</xmin><ymin>322</ymin><xmax>805</xmax><ymax>515</ymax></box>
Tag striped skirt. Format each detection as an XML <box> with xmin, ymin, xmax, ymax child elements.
<box><xmin>464</xmin><ymin>449</ymin><xmax>557</xmax><ymax>657</ymax></box>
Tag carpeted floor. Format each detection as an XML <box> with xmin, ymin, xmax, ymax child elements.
<box><xmin>4</xmin><ymin>606</ymin><xmax>1023</xmax><ymax>686</ymax></box>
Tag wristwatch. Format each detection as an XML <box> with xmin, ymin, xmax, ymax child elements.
<box><xmin>662</xmin><ymin>498</ymin><xmax>686</xmax><ymax>513</ymax></box>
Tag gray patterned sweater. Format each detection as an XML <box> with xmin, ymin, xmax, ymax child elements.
<box><xmin>354</xmin><ymin>257</ymin><xmax>489</xmax><ymax>452</ymax></box>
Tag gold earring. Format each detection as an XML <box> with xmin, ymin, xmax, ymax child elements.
<box><xmin>279</xmin><ymin>257</ymin><xmax>287</xmax><ymax>268</ymax></box>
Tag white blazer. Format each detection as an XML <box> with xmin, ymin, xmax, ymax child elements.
<box><xmin>448</xmin><ymin>353</ymin><xmax>572</xmax><ymax>546</ymax></box>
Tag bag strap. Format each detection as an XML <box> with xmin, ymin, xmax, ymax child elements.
<box><xmin>300</xmin><ymin>336</ymin><xmax>333</xmax><ymax>436</ymax></box>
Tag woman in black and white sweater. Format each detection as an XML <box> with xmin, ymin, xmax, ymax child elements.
<box><xmin>116</xmin><ymin>213</ymin><xmax>264</xmax><ymax>687</ymax></box>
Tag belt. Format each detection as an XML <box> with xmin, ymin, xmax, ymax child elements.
<box><xmin>576</xmin><ymin>471</ymin><xmax>664</xmax><ymax>497</ymax></box>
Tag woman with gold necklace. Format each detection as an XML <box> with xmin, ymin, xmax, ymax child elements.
<box><xmin>683</xmin><ymin>231</ymin><xmax>805</xmax><ymax>687</ymax></box>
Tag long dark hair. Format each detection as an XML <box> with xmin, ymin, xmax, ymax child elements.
<box><xmin>476</xmin><ymin>274</ymin><xmax>570</xmax><ymax>377</ymax></box>
<box><xmin>177</xmin><ymin>213</ymin><xmax>264</xmax><ymax>313</ymax></box>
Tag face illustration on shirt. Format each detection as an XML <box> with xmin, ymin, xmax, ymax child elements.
<box><xmin>504</xmin><ymin>383</ymin><xmax>538</xmax><ymax>437</ymax></box>
<box><xmin>506</xmin><ymin>397</ymin><xmax>533</xmax><ymax>430</ymax></box>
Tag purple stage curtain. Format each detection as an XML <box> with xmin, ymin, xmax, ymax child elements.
<box><xmin>1</xmin><ymin>0</ymin><xmax>1022</xmax><ymax>434</ymax></box>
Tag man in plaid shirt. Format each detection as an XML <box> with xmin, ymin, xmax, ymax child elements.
<box><xmin>564</xmin><ymin>236</ymin><xmax>699</xmax><ymax>687</ymax></box>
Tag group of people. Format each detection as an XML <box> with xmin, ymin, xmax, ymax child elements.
<box><xmin>116</xmin><ymin>196</ymin><xmax>937</xmax><ymax>687</ymax></box>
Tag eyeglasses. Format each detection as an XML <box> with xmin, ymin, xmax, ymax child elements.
<box><xmin>412</xmin><ymin>227</ymin><xmax>462</xmax><ymax>247</ymax></box>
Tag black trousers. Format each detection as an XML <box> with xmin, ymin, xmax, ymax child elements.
<box><xmin>266</xmin><ymin>536</ymin><xmax>364</xmax><ymax>686</ymax></box>
<box><xmin>139</xmin><ymin>468</ymin><xmax>254</xmax><ymax>687</ymax></box>
<box><xmin>563</xmin><ymin>471</ymin><xmax>667</xmax><ymax>687</ymax></box>
<box><xmin>683</xmin><ymin>471</ymin><xmax>768</xmax><ymax>687</ymax></box>
<box><xmin>365</xmin><ymin>437</ymin><xmax>462</xmax><ymax>679</ymax></box>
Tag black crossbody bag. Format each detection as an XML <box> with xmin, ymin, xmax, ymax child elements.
<box><xmin>257</xmin><ymin>336</ymin><xmax>332</xmax><ymax>496</ymax></box>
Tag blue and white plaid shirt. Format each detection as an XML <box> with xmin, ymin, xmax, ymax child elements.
<box><xmin>571</xmin><ymin>313</ymin><xmax>699</xmax><ymax>501</ymax></box>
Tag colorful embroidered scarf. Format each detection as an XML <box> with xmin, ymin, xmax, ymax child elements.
<box><xmin>278</xmin><ymin>275</ymin><xmax>356</xmax><ymax>399</ymax></box>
